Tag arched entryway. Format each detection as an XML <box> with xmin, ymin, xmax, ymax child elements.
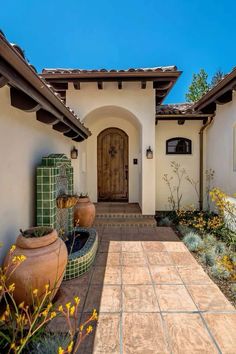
<box><xmin>97</xmin><ymin>128</ymin><xmax>128</xmax><ymax>201</ymax></box>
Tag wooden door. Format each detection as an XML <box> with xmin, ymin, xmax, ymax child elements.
<box><xmin>97</xmin><ymin>128</ymin><xmax>128</xmax><ymax>201</ymax></box>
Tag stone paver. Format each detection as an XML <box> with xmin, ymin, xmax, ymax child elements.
<box><xmin>50</xmin><ymin>223</ymin><xmax>236</xmax><ymax>353</ymax></box>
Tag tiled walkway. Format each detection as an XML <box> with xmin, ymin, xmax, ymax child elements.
<box><xmin>52</xmin><ymin>226</ymin><xmax>236</xmax><ymax>354</ymax></box>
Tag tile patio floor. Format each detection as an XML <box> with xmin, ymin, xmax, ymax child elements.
<box><xmin>51</xmin><ymin>226</ymin><xmax>236</xmax><ymax>354</ymax></box>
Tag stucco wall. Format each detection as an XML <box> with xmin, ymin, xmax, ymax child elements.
<box><xmin>206</xmin><ymin>92</ymin><xmax>236</xmax><ymax>197</ymax></box>
<box><xmin>155</xmin><ymin>120</ymin><xmax>202</xmax><ymax>210</ymax></box>
<box><xmin>0</xmin><ymin>86</ymin><xmax>79</xmax><ymax>262</ymax></box>
<box><xmin>66</xmin><ymin>82</ymin><xmax>156</xmax><ymax>214</ymax></box>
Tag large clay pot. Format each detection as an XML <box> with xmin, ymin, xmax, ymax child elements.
<box><xmin>74</xmin><ymin>197</ymin><xmax>96</xmax><ymax>227</ymax></box>
<box><xmin>4</xmin><ymin>228</ymin><xmax>68</xmax><ymax>305</ymax></box>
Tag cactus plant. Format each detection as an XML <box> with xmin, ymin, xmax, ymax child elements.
<box><xmin>159</xmin><ymin>217</ymin><xmax>173</xmax><ymax>227</ymax></box>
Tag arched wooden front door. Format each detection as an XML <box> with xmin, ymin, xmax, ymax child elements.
<box><xmin>97</xmin><ymin>128</ymin><xmax>128</xmax><ymax>201</ymax></box>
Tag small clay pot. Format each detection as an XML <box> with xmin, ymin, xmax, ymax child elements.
<box><xmin>4</xmin><ymin>228</ymin><xmax>68</xmax><ymax>305</ymax></box>
<box><xmin>74</xmin><ymin>197</ymin><xmax>96</xmax><ymax>227</ymax></box>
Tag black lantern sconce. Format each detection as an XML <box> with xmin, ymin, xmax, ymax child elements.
<box><xmin>71</xmin><ymin>146</ymin><xmax>78</xmax><ymax>159</ymax></box>
<box><xmin>146</xmin><ymin>146</ymin><xmax>153</xmax><ymax>159</ymax></box>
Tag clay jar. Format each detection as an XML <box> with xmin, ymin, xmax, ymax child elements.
<box><xmin>74</xmin><ymin>197</ymin><xmax>96</xmax><ymax>227</ymax></box>
<box><xmin>4</xmin><ymin>228</ymin><xmax>68</xmax><ymax>305</ymax></box>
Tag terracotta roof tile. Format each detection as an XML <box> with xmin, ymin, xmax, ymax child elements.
<box><xmin>156</xmin><ymin>103</ymin><xmax>194</xmax><ymax>115</ymax></box>
<box><xmin>42</xmin><ymin>66</ymin><xmax>178</xmax><ymax>74</ymax></box>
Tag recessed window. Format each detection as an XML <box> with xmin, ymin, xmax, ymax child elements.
<box><xmin>166</xmin><ymin>137</ymin><xmax>192</xmax><ymax>154</ymax></box>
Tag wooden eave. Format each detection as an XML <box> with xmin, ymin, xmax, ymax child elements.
<box><xmin>41</xmin><ymin>70</ymin><xmax>182</xmax><ymax>105</ymax></box>
<box><xmin>155</xmin><ymin>113</ymin><xmax>213</xmax><ymax>124</ymax></box>
<box><xmin>0</xmin><ymin>34</ymin><xmax>91</xmax><ymax>141</ymax></box>
<box><xmin>193</xmin><ymin>67</ymin><xmax>236</xmax><ymax>113</ymax></box>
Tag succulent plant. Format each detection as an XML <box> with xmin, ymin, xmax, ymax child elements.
<box><xmin>200</xmin><ymin>250</ymin><xmax>216</xmax><ymax>266</ymax></box>
<box><xmin>211</xmin><ymin>264</ymin><xmax>231</xmax><ymax>280</ymax></box>
<box><xmin>28</xmin><ymin>334</ymin><xmax>70</xmax><ymax>354</ymax></box>
<box><xmin>183</xmin><ymin>232</ymin><xmax>203</xmax><ymax>252</ymax></box>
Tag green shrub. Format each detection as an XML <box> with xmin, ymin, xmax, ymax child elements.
<box><xmin>211</xmin><ymin>264</ymin><xmax>231</xmax><ymax>280</ymax></box>
<box><xmin>214</xmin><ymin>242</ymin><xmax>226</xmax><ymax>255</ymax></box>
<box><xmin>183</xmin><ymin>232</ymin><xmax>203</xmax><ymax>252</ymax></box>
<box><xmin>200</xmin><ymin>250</ymin><xmax>216</xmax><ymax>266</ymax></box>
<box><xmin>176</xmin><ymin>224</ymin><xmax>194</xmax><ymax>236</ymax></box>
<box><xmin>26</xmin><ymin>334</ymin><xmax>70</xmax><ymax>354</ymax></box>
<box><xmin>230</xmin><ymin>284</ymin><xmax>236</xmax><ymax>299</ymax></box>
<box><xmin>159</xmin><ymin>217</ymin><xmax>172</xmax><ymax>226</ymax></box>
<box><xmin>203</xmin><ymin>234</ymin><xmax>216</xmax><ymax>248</ymax></box>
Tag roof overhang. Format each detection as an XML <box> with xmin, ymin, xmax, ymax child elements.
<box><xmin>0</xmin><ymin>33</ymin><xmax>91</xmax><ymax>141</ymax></box>
<box><xmin>41</xmin><ymin>67</ymin><xmax>182</xmax><ymax>105</ymax></box>
<box><xmin>193</xmin><ymin>67</ymin><xmax>236</xmax><ymax>114</ymax></box>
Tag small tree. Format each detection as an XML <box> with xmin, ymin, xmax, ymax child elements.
<box><xmin>186</xmin><ymin>69</ymin><xmax>210</xmax><ymax>102</ymax></box>
<box><xmin>211</xmin><ymin>69</ymin><xmax>225</xmax><ymax>88</ymax></box>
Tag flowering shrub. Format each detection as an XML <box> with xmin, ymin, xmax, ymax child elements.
<box><xmin>0</xmin><ymin>245</ymin><xmax>98</xmax><ymax>353</ymax></box>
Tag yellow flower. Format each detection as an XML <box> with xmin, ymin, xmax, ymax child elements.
<box><xmin>10</xmin><ymin>343</ymin><xmax>16</xmax><ymax>349</ymax></box>
<box><xmin>67</xmin><ymin>341</ymin><xmax>74</xmax><ymax>353</ymax></box>
<box><xmin>92</xmin><ymin>309</ymin><xmax>98</xmax><ymax>320</ymax></box>
<box><xmin>58</xmin><ymin>305</ymin><xmax>63</xmax><ymax>312</ymax></box>
<box><xmin>10</xmin><ymin>245</ymin><xmax>16</xmax><ymax>253</ymax></box>
<box><xmin>66</xmin><ymin>302</ymin><xmax>71</xmax><ymax>310</ymax></box>
<box><xmin>50</xmin><ymin>311</ymin><xmax>57</xmax><ymax>319</ymax></box>
<box><xmin>70</xmin><ymin>305</ymin><xmax>75</xmax><ymax>316</ymax></box>
<box><xmin>33</xmin><ymin>288</ymin><xmax>38</xmax><ymax>296</ymax></box>
<box><xmin>86</xmin><ymin>325</ymin><xmax>93</xmax><ymax>334</ymax></box>
<box><xmin>79</xmin><ymin>324</ymin><xmax>84</xmax><ymax>331</ymax></box>
<box><xmin>58</xmin><ymin>347</ymin><xmax>64</xmax><ymax>354</ymax></box>
<box><xmin>45</xmin><ymin>284</ymin><xmax>50</xmax><ymax>291</ymax></box>
<box><xmin>74</xmin><ymin>296</ymin><xmax>80</xmax><ymax>305</ymax></box>
<box><xmin>8</xmin><ymin>283</ymin><xmax>15</xmax><ymax>292</ymax></box>
<box><xmin>19</xmin><ymin>302</ymin><xmax>25</xmax><ymax>309</ymax></box>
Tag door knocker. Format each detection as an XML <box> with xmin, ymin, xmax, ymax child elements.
<box><xmin>109</xmin><ymin>146</ymin><xmax>117</xmax><ymax>158</ymax></box>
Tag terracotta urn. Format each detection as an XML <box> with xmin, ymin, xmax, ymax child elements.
<box><xmin>4</xmin><ymin>227</ymin><xmax>68</xmax><ymax>305</ymax></box>
<box><xmin>74</xmin><ymin>197</ymin><xmax>96</xmax><ymax>227</ymax></box>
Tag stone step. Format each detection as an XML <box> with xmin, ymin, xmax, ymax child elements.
<box><xmin>94</xmin><ymin>216</ymin><xmax>157</xmax><ymax>227</ymax></box>
<box><xmin>95</xmin><ymin>213</ymin><xmax>154</xmax><ymax>219</ymax></box>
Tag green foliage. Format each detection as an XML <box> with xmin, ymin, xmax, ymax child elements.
<box><xmin>200</xmin><ymin>250</ymin><xmax>216</xmax><ymax>266</ymax></box>
<box><xmin>20</xmin><ymin>227</ymin><xmax>53</xmax><ymax>238</ymax></box>
<box><xmin>213</xmin><ymin>227</ymin><xmax>236</xmax><ymax>250</ymax></box>
<box><xmin>211</xmin><ymin>264</ymin><xmax>231</xmax><ymax>280</ymax></box>
<box><xmin>203</xmin><ymin>234</ymin><xmax>217</xmax><ymax>248</ymax></box>
<box><xmin>214</xmin><ymin>242</ymin><xmax>226</xmax><ymax>256</ymax></box>
<box><xmin>176</xmin><ymin>224</ymin><xmax>194</xmax><ymax>236</ymax></box>
<box><xmin>210</xmin><ymin>69</ymin><xmax>225</xmax><ymax>88</ymax></box>
<box><xmin>230</xmin><ymin>284</ymin><xmax>236</xmax><ymax>299</ymax></box>
<box><xmin>185</xmin><ymin>69</ymin><xmax>210</xmax><ymax>102</ymax></box>
<box><xmin>159</xmin><ymin>217</ymin><xmax>173</xmax><ymax>227</ymax></box>
<box><xmin>25</xmin><ymin>334</ymin><xmax>70</xmax><ymax>354</ymax></box>
<box><xmin>183</xmin><ymin>232</ymin><xmax>203</xmax><ymax>252</ymax></box>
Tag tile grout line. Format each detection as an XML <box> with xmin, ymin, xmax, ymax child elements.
<box><xmin>174</xmin><ymin>255</ymin><xmax>223</xmax><ymax>354</ymax></box>
<box><xmin>141</xmin><ymin>239</ymin><xmax>173</xmax><ymax>354</ymax></box>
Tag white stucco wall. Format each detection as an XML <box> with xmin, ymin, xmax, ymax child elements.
<box><xmin>66</xmin><ymin>82</ymin><xmax>156</xmax><ymax>214</ymax></box>
<box><xmin>0</xmin><ymin>86</ymin><xmax>79</xmax><ymax>262</ymax></box>
<box><xmin>155</xmin><ymin>120</ymin><xmax>202</xmax><ymax>210</ymax></box>
<box><xmin>206</xmin><ymin>92</ymin><xmax>236</xmax><ymax>196</ymax></box>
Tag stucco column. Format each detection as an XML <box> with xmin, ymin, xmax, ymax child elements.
<box><xmin>141</xmin><ymin>121</ymin><xmax>156</xmax><ymax>215</ymax></box>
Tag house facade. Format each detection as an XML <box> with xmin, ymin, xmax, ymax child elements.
<box><xmin>1</xmin><ymin>31</ymin><xmax>236</xmax><ymax>258</ymax></box>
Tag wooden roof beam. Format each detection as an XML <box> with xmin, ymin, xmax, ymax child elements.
<box><xmin>36</xmin><ymin>109</ymin><xmax>59</xmax><ymax>124</ymax></box>
<box><xmin>97</xmin><ymin>81</ymin><xmax>103</xmax><ymax>89</ymax></box>
<box><xmin>10</xmin><ymin>86</ymin><xmax>41</xmax><ymax>112</ymax></box>
<box><xmin>215</xmin><ymin>90</ymin><xmax>232</xmax><ymax>105</ymax></box>
<box><xmin>0</xmin><ymin>74</ymin><xmax>8</xmax><ymax>88</ymax></box>
<box><xmin>73</xmin><ymin>82</ymin><xmax>80</xmax><ymax>90</ymax></box>
<box><xmin>118</xmin><ymin>81</ymin><xmax>122</xmax><ymax>89</ymax></box>
<box><xmin>141</xmin><ymin>81</ymin><xmax>146</xmax><ymax>89</ymax></box>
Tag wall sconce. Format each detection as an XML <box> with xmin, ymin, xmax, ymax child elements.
<box><xmin>71</xmin><ymin>146</ymin><xmax>78</xmax><ymax>159</ymax></box>
<box><xmin>146</xmin><ymin>146</ymin><xmax>153</xmax><ymax>159</ymax></box>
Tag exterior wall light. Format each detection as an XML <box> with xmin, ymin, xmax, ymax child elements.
<box><xmin>146</xmin><ymin>146</ymin><xmax>153</xmax><ymax>159</ymax></box>
<box><xmin>71</xmin><ymin>146</ymin><xmax>78</xmax><ymax>159</ymax></box>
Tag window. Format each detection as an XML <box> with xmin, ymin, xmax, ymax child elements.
<box><xmin>166</xmin><ymin>137</ymin><xmax>192</xmax><ymax>154</ymax></box>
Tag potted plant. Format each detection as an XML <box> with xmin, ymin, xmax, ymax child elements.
<box><xmin>4</xmin><ymin>226</ymin><xmax>68</xmax><ymax>305</ymax></box>
<box><xmin>74</xmin><ymin>193</ymin><xmax>96</xmax><ymax>227</ymax></box>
